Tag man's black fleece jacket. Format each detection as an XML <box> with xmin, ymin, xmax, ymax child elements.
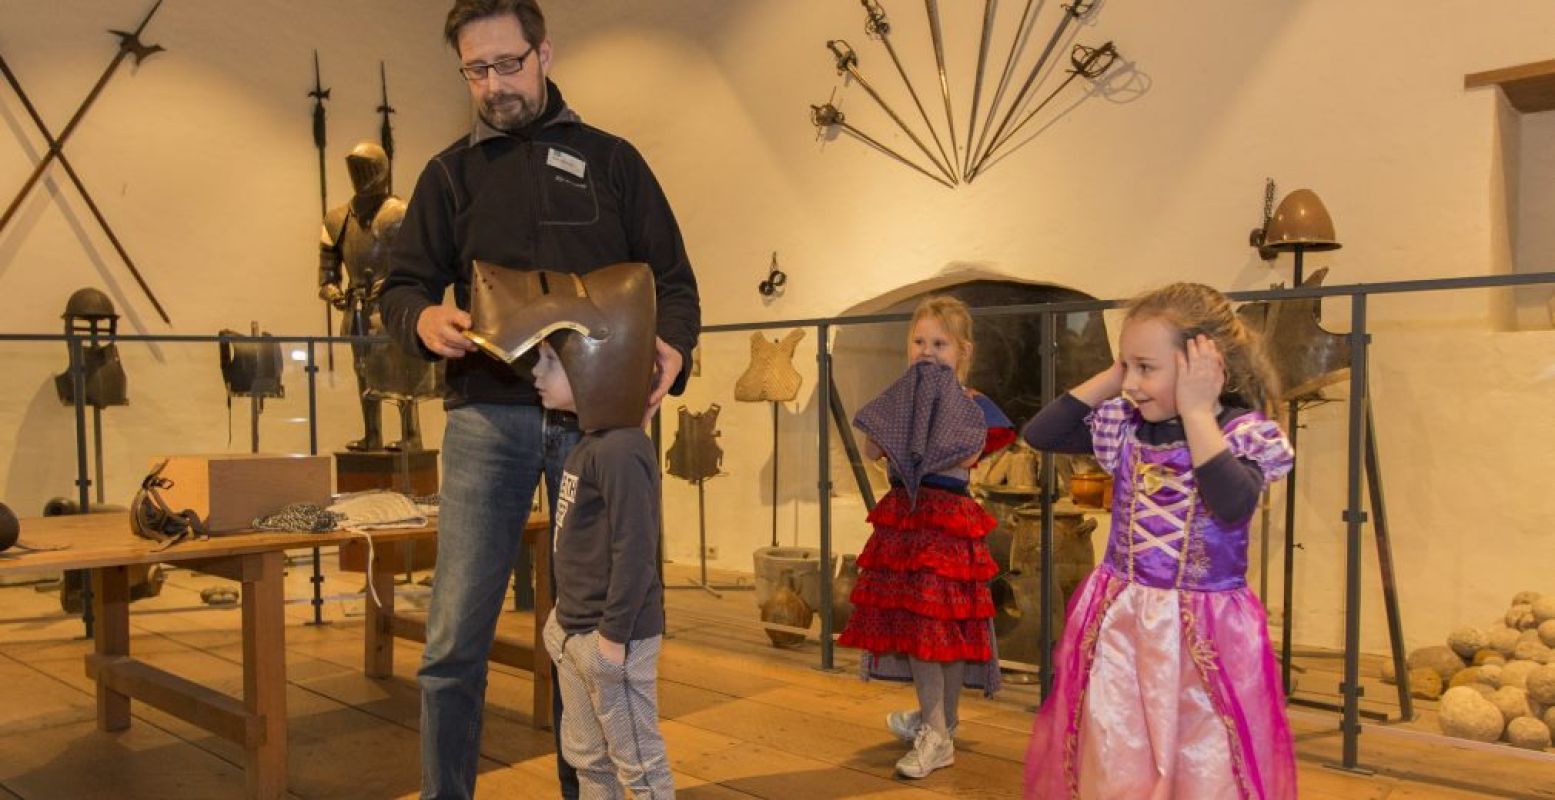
<box><xmin>378</xmin><ymin>80</ymin><xmax>700</xmax><ymax>409</ymax></box>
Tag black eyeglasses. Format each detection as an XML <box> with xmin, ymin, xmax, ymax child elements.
<box><xmin>459</xmin><ymin>45</ymin><xmax>536</xmax><ymax>81</ymax></box>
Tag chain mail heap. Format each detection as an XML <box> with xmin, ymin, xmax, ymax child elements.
<box><xmin>252</xmin><ymin>503</ymin><xmax>344</xmax><ymax>533</ymax></box>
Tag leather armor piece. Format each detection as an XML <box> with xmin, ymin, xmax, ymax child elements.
<box><xmin>666</xmin><ymin>404</ymin><xmax>725</xmax><ymax>483</ymax></box>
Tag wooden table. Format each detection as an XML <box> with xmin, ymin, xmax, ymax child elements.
<box><xmin>0</xmin><ymin>513</ymin><xmax>551</xmax><ymax>800</ymax></box>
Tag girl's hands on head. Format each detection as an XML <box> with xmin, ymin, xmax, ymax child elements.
<box><xmin>1174</xmin><ymin>335</ymin><xmax>1225</xmax><ymax>418</ymax></box>
<box><xmin>1071</xmin><ymin>360</ymin><xmax>1125</xmax><ymax>406</ymax></box>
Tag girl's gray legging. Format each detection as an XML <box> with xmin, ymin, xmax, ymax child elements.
<box><xmin>910</xmin><ymin>656</ymin><xmax>966</xmax><ymax>737</ymax></box>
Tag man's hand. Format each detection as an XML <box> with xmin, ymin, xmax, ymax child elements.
<box><xmin>597</xmin><ymin>635</ymin><xmax>626</xmax><ymax>667</ymax></box>
<box><xmin>416</xmin><ymin>305</ymin><xmax>477</xmax><ymax>359</ymax></box>
<box><xmin>642</xmin><ymin>337</ymin><xmax>683</xmax><ymax>426</ymax></box>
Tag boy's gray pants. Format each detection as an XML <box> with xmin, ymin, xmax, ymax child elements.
<box><xmin>543</xmin><ymin>611</ymin><xmax>674</xmax><ymax>799</ymax></box>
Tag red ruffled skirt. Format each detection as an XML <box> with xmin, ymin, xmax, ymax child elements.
<box><xmin>838</xmin><ymin>485</ymin><xmax>997</xmax><ymax>663</ymax></box>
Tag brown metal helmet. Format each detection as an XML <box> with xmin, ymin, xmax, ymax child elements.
<box><xmin>1263</xmin><ymin>189</ymin><xmax>1342</xmax><ymax>252</ymax></box>
<box><xmin>346</xmin><ymin>142</ymin><xmax>391</xmax><ymax>199</ymax></box>
<box><xmin>465</xmin><ymin>261</ymin><xmax>657</xmax><ymax>431</ymax></box>
<box><xmin>62</xmin><ymin>287</ymin><xmax>120</xmax><ymax>339</ymax></box>
<box><xmin>62</xmin><ymin>287</ymin><xmax>118</xmax><ymax>322</ymax></box>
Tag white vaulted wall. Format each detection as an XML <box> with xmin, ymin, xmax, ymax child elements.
<box><xmin>2</xmin><ymin>1</ymin><xmax>1554</xmax><ymax>656</ymax></box>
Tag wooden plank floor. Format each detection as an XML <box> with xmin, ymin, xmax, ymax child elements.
<box><xmin>0</xmin><ymin>555</ymin><xmax>1547</xmax><ymax>799</ymax></box>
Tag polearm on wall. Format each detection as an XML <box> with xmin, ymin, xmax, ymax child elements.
<box><xmin>0</xmin><ymin>0</ymin><xmax>164</xmax><ymax>235</ymax></box>
<box><xmin>0</xmin><ymin>0</ymin><xmax>172</xmax><ymax>324</ymax></box>
<box><xmin>309</xmin><ymin>50</ymin><xmax>335</xmax><ymax>371</ymax></box>
<box><xmin>377</xmin><ymin>61</ymin><xmax>396</xmax><ymax>187</ymax></box>
<box><xmin>0</xmin><ymin>53</ymin><xmax>171</xmax><ymax>325</ymax></box>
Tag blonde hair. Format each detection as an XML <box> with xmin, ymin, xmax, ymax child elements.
<box><xmin>908</xmin><ymin>295</ymin><xmax>974</xmax><ymax>383</ymax></box>
<box><xmin>1123</xmin><ymin>282</ymin><xmax>1283</xmax><ymax>423</ymax></box>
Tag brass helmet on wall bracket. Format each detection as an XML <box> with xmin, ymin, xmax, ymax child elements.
<box><xmin>1262</xmin><ymin>189</ymin><xmax>1342</xmax><ymax>252</ymax></box>
<box><xmin>465</xmin><ymin>261</ymin><xmax>657</xmax><ymax>431</ymax></box>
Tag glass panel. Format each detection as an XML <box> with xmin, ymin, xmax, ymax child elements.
<box><xmin>658</xmin><ymin>325</ymin><xmax>823</xmax><ymax>652</ymax></box>
<box><xmin>1266</xmin><ymin>284</ymin><xmax>1555</xmax><ymax>786</ymax></box>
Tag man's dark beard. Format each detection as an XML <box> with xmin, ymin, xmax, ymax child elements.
<box><xmin>480</xmin><ymin>90</ymin><xmax>544</xmax><ymax>132</ymax></box>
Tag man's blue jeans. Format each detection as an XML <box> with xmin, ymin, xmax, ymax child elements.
<box><xmin>420</xmin><ymin>403</ymin><xmax>580</xmax><ymax>799</ymax></box>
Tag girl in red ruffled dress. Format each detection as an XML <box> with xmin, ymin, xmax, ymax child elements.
<box><xmin>839</xmin><ymin>295</ymin><xmax>1015</xmax><ymax>779</ymax></box>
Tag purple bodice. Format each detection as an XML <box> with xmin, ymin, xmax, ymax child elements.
<box><xmin>1088</xmin><ymin>398</ymin><xmax>1294</xmax><ymax>593</ymax></box>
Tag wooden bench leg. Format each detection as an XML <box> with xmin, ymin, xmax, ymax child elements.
<box><xmin>364</xmin><ymin>541</ymin><xmax>398</xmax><ymax>678</ymax></box>
<box><xmin>91</xmin><ymin>566</ymin><xmax>131</xmax><ymax>731</ymax></box>
<box><xmin>243</xmin><ymin>551</ymin><xmax>287</xmax><ymax>800</ymax></box>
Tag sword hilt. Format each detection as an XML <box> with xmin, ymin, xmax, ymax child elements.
<box><xmin>1062</xmin><ymin>0</ymin><xmax>1098</xmax><ymax>19</ymax></box>
<box><xmin>1069</xmin><ymin>41</ymin><xmax>1119</xmax><ymax>79</ymax></box>
<box><xmin>861</xmin><ymin>0</ymin><xmax>889</xmax><ymax>38</ymax></box>
<box><xmin>826</xmin><ymin>40</ymin><xmax>858</xmax><ymax>74</ymax></box>
<box><xmin>810</xmin><ymin>102</ymin><xmax>844</xmax><ymax>129</ymax></box>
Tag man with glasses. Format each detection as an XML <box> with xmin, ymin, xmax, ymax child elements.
<box><xmin>378</xmin><ymin>2</ymin><xmax>700</xmax><ymax>797</ymax></box>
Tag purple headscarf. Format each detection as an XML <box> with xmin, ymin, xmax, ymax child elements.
<box><xmin>852</xmin><ymin>361</ymin><xmax>984</xmax><ymax>507</ymax></box>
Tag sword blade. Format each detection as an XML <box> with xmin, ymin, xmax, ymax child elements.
<box><xmin>969</xmin><ymin>0</ymin><xmax>1038</xmax><ymax>180</ymax></box>
<box><xmin>811</xmin><ymin>103</ymin><xmax>952</xmax><ymax>189</ymax></box>
<box><xmin>964</xmin><ymin>0</ymin><xmax>997</xmax><ymax>178</ymax></box>
<box><xmin>829</xmin><ymin>41</ymin><xmax>954</xmax><ymax>183</ymax></box>
<box><xmin>970</xmin><ymin>1</ymin><xmax>1094</xmax><ymax>178</ymax></box>
<box><xmin>975</xmin><ymin>41</ymin><xmax>1117</xmax><ymax>175</ymax></box>
<box><xmin>864</xmin><ymin>2</ymin><xmax>954</xmax><ymax>184</ymax></box>
<box><xmin>924</xmin><ymin>0</ymin><xmax>958</xmax><ymax>174</ymax></box>
<box><xmin>838</xmin><ymin>121</ymin><xmax>955</xmax><ymax>189</ymax></box>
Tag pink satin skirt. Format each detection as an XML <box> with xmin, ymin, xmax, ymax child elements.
<box><xmin>1024</xmin><ymin>567</ymin><xmax>1296</xmax><ymax>799</ymax></box>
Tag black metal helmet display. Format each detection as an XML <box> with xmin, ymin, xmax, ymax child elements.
<box><xmin>62</xmin><ymin>288</ymin><xmax>119</xmax><ymax>321</ymax></box>
<box><xmin>0</xmin><ymin>502</ymin><xmax>18</xmax><ymax>552</ymax></box>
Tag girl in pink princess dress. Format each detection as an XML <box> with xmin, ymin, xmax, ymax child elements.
<box><xmin>1022</xmin><ymin>283</ymin><xmax>1297</xmax><ymax>799</ymax></box>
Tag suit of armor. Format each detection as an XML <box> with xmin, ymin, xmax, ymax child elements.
<box><xmin>319</xmin><ymin>143</ymin><xmax>441</xmax><ymax>451</ymax></box>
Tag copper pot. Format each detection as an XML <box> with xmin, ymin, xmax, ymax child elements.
<box><xmin>1069</xmin><ymin>472</ymin><xmax>1112</xmax><ymax>508</ymax></box>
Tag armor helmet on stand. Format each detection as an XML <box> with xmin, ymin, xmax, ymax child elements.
<box><xmin>54</xmin><ymin>288</ymin><xmax>129</xmax><ymax>407</ymax></box>
<box><xmin>62</xmin><ymin>287</ymin><xmax>120</xmax><ymax>335</ymax></box>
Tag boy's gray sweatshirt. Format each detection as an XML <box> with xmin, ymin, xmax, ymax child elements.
<box><xmin>552</xmin><ymin>427</ymin><xmax>665</xmax><ymax>643</ymax></box>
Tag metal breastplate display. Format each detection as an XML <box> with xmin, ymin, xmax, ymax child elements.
<box><xmin>666</xmin><ymin>404</ymin><xmax>725</xmax><ymax>483</ymax></box>
<box><xmin>54</xmin><ymin>343</ymin><xmax>130</xmax><ymax>408</ymax></box>
<box><xmin>734</xmin><ymin>329</ymin><xmax>805</xmax><ymax>402</ymax></box>
<box><xmin>1236</xmin><ymin>267</ymin><xmax>1350</xmax><ymax>400</ymax></box>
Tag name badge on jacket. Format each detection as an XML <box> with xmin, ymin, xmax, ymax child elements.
<box><xmin>546</xmin><ymin>148</ymin><xmax>587</xmax><ymax>180</ymax></box>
